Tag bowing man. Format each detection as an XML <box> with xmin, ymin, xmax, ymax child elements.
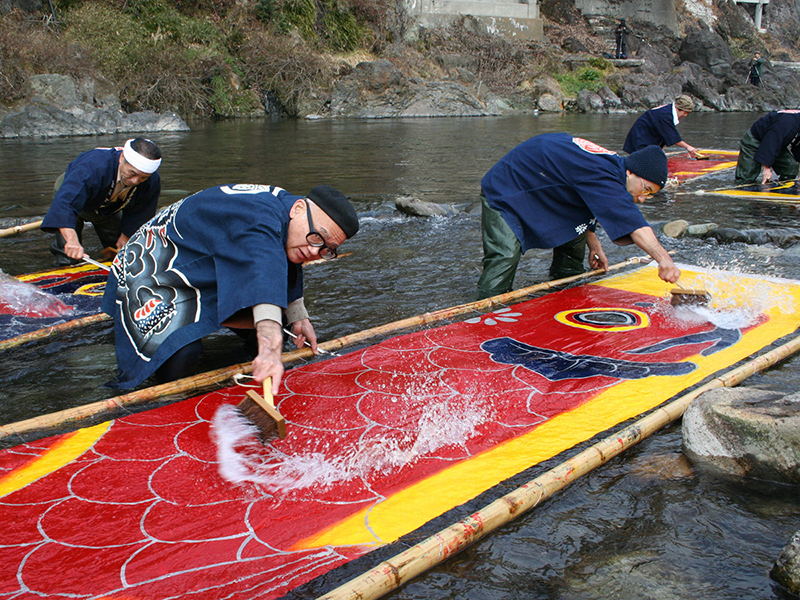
<box><xmin>102</xmin><ymin>184</ymin><xmax>359</xmax><ymax>392</ymax></box>
<box><xmin>41</xmin><ymin>138</ymin><xmax>162</xmax><ymax>265</ymax></box>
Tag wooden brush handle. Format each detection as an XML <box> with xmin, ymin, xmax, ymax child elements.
<box><xmin>263</xmin><ymin>377</ymin><xmax>274</xmax><ymax>408</ymax></box>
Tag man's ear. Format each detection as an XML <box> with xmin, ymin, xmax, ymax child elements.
<box><xmin>289</xmin><ymin>199</ymin><xmax>307</xmax><ymax>218</ymax></box>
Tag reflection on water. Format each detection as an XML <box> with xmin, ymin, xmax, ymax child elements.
<box><xmin>1</xmin><ymin>113</ymin><xmax>799</xmax><ymax>599</ymax></box>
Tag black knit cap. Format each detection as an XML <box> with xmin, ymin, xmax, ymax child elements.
<box><xmin>624</xmin><ymin>145</ymin><xmax>668</xmax><ymax>189</ymax></box>
<box><xmin>307</xmin><ymin>185</ymin><xmax>359</xmax><ymax>238</ymax></box>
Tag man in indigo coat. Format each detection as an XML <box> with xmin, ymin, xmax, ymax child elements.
<box><xmin>623</xmin><ymin>96</ymin><xmax>699</xmax><ymax>159</ymax></box>
<box><xmin>102</xmin><ymin>184</ymin><xmax>359</xmax><ymax>391</ymax></box>
<box><xmin>735</xmin><ymin>110</ymin><xmax>800</xmax><ymax>184</ymax></box>
<box><xmin>477</xmin><ymin>134</ymin><xmax>680</xmax><ymax>298</ymax></box>
<box><xmin>41</xmin><ymin>138</ymin><xmax>162</xmax><ymax>265</ymax></box>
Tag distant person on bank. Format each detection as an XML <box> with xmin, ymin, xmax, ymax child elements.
<box><xmin>614</xmin><ymin>19</ymin><xmax>630</xmax><ymax>59</ymax></box>
<box><xmin>623</xmin><ymin>95</ymin><xmax>700</xmax><ymax>159</ymax></box>
<box><xmin>41</xmin><ymin>138</ymin><xmax>162</xmax><ymax>266</ymax></box>
<box><xmin>476</xmin><ymin>134</ymin><xmax>680</xmax><ymax>299</ymax></box>
<box><xmin>748</xmin><ymin>52</ymin><xmax>764</xmax><ymax>87</ymax></box>
<box><xmin>102</xmin><ymin>183</ymin><xmax>359</xmax><ymax>391</ymax></box>
<box><xmin>735</xmin><ymin>110</ymin><xmax>800</xmax><ymax>185</ymax></box>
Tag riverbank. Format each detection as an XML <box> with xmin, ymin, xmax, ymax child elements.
<box><xmin>3</xmin><ymin>0</ymin><xmax>800</xmax><ymax>136</ymax></box>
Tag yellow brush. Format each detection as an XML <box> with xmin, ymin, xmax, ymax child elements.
<box><xmin>236</xmin><ymin>377</ymin><xmax>287</xmax><ymax>443</ymax></box>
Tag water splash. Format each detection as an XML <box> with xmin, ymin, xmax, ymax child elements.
<box><xmin>0</xmin><ymin>269</ymin><xmax>73</xmax><ymax>318</ymax></box>
<box><xmin>666</xmin><ymin>266</ymin><xmax>795</xmax><ymax>329</ymax></box>
<box><xmin>210</xmin><ymin>388</ymin><xmax>492</xmax><ymax>493</ymax></box>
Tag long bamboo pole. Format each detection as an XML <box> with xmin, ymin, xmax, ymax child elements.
<box><xmin>0</xmin><ymin>313</ymin><xmax>112</xmax><ymax>351</ymax></box>
<box><xmin>0</xmin><ymin>219</ymin><xmax>42</xmax><ymax>238</ymax></box>
<box><xmin>0</xmin><ymin>255</ymin><xmax>651</xmax><ymax>444</ymax></box>
<box><xmin>316</xmin><ymin>332</ymin><xmax>800</xmax><ymax>600</ymax></box>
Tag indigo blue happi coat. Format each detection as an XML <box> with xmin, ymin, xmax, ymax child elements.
<box><xmin>481</xmin><ymin>133</ymin><xmax>648</xmax><ymax>252</ymax></box>
<box><xmin>749</xmin><ymin>110</ymin><xmax>800</xmax><ymax>167</ymax></box>
<box><xmin>41</xmin><ymin>147</ymin><xmax>161</xmax><ymax>237</ymax></box>
<box><xmin>622</xmin><ymin>104</ymin><xmax>682</xmax><ymax>154</ymax></box>
<box><xmin>102</xmin><ymin>184</ymin><xmax>304</xmax><ymax>388</ymax></box>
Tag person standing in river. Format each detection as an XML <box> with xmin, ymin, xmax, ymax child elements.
<box><xmin>476</xmin><ymin>134</ymin><xmax>680</xmax><ymax>299</ymax></box>
<box><xmin>102</xmin><ymin>183</ymin><xmax>359</xmax><ymax>391</ymax></box>
<box><xmin>735</xmin><ymin>110</ymin><xmax>800</xmax><ymax>184</ymax></box>
<box><xmin>41</xmin><ymin>138</ymin><xmax>162</xmax><ymax>266</ymax></box>
<box><xmin>623</xmin><ymin>95</ymin><xmax>699</xmax><ymax>158</ymax></box>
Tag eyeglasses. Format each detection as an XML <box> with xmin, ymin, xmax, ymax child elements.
<box><xmin>304</xmin><ymin>199</ymin><xmax>338</xmax><ymax>260</ymax></box>
<box><xmin>641</xmin><ymin>178</ymin><xmax>657</xmax><ymax>197</ymax></box>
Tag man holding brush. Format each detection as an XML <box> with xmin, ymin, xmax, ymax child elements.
<box><xmin>477</xmin><ymin>134</ymin><xmax>680</xmax><ymax>298</ymax></box>
<box><xmin>102</xmin><ymin>183</ymin><xmax>359</xmax><ymax>392</ymax></box>
<box><xmin>41</xmin><ymin>138</ymin><xmax>163</xmax><ymax>265</ymax></box>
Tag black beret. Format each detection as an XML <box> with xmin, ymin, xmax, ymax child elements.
<box><xmin>307</xmin><ymin>185</ymin><xmax>359</xmax><ymax>238</ymax></box>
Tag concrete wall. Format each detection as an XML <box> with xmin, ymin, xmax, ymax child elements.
<box><xmin>406</xmin><ymin>0</ymin><xmax>545</xmax><ymax>41</ymax></box>
<box><xmin>574</xmin><ymin>0</ymin><xmax>679</xmax><ymax>33</ymax></box>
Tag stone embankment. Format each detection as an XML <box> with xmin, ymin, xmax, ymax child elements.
<box><xmin>0</xmin><ymin>74</ymin><xmax>189</xmax><ymax>138</ymax></box>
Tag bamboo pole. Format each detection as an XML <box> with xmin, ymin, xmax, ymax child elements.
<box><xmin>0</xmin><ymin>255</ymin><xmax>650</xmax><ymax>444</ymax></box>
<box><xmin>0</xmin><ymin>313</ymin><xmax>112</xmax><ymax>351</ymax></box>
<box><xmin>316</xmin><ymin>332</ymin><xmax>800</xmax><ymax>600</ymax></box>
<box><xmin>0</xmin><ymin>220</ymin><xmax>42</xmax><ymax>238</ymax></box>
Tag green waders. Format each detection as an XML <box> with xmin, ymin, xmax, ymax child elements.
<box><xmin>735</xmin><ymin>130</ymin><xmax>800</xmax><ymax>184</ymax></box>
<box><xmin>477</xmin><ymin>193</ymin><xmax>588</xmax><ymax>299</ymax></box>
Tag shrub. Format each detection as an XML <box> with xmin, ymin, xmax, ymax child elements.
<box><xmin>239</xmin><ymin>29</ymin><xmax>338</xmax><ymax>116</ymax></box>
<box><xmin>554</xmin><ymin>63</ymin><xmax>612</xmax><ymax>96</ymax></box>
<box><xmin>63</xmin><ymin>2</ymin><xmax>215</xmax><ymax>114</ymax></box>
<box><xmin>0</xmin><ymin>10</ymin><xmax>96</xmax><ymax>104</ymax></box>
<box><xmin>255</xmin><ymin>0</ymin><xmax>367</xmax><ymax>52</ymax></box>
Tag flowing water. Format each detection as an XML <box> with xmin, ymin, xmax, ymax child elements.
<box><xmin>1</xmin><ymin>112</ymin><xmax>799</xmax><ymax>599</ymax></box>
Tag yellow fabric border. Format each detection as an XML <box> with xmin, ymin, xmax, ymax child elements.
<box><xmin>0</xmin><ymin>421</ymin><xmax>111</xmax><ymax>498</ymax></box>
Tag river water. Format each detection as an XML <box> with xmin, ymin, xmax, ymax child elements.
<box><xmin>1</xmin><ymin>112</ymin><xmax>798</xmax><ymax>599</ymax></box>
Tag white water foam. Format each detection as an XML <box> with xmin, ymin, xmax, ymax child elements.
<box><xmin>0</xmin><ymin>269</ymin><xmax>74</xmax><ymax>317</ymax></box>
<box><xmin>211</xmin><ymin>388</ymin><xmax>492</xmax><ymax>494</ymax></box>
<box><xmin>665</xmin><ymin>269</ymin><xmax>796</xmax><ymax>329</ymax></box>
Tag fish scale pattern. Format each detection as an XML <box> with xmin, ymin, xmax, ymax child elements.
<box><xmin>0</xmin><ymin>280</ymin><xmax>765</xmax><ymax>599</ymax></box>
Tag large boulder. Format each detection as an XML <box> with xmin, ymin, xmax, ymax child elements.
<box><xmin>395</xmin><ymin>197</ymin><xmax>458</xmax><ymax>217</ymax></box>
<box><xmin>596</xmin><ymin>86</ymin><xmax>623</xmax><ymax>111</ymax></box>
<box><xmin>682</xmin><ymin>387</ymin><xmax>800</xmax><ymax>484</ymax></box>
<box><xmin>327</xmin><ymin>60</ymin><xmax>499</xmax><ymax>118</ymax></box>
<box><xmin>678</xmin><ymin>29</ymin><xmax>736</xmax><ymax>78</ymax></box>
<box><xmin>537</xmin><ymin>93</ymin><xmax>563</xmax><ymax>112</ymax></box>
<box><xmin>772</xmin><ymin>530</ymin><xmax>800</xmax><ymax>596</ymax></box>
<box><xmin>576</xmin><ymin>89</ymin><xmax>605</xmax><ymax>113</ymax></box>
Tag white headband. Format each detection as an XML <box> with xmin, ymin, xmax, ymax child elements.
<box><xmin>123</xmin><ymin>139</ymin><xmax>162</xmax><ymax>174</ymax></box>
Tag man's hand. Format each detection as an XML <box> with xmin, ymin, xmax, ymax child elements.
<box><xmin>761</xmin><ymin>165</ymin><xmax>774</xmax><ymax>185</ymax></box>
<box><xmin>656</xmin><ymin>258</ymin><xmax>681</xmax><ymax>284</ymax></box>
<box><xmin>102</xmin><ymin>234</ymin><xmax>128</xmax><ymax>261</ymax></box>
<box><xmin>677</xmin><ymin>141</ymin><xmax>699</xmax><ymax>159</ymax></box>
<box><xmin>59</xmin><ymin>227</ymin><xmax>84</xmax><ymax>260</ymax></box>
<box><xmin>252</xmin><ymin>319</ymin><xmax>284</xmax><ymax>395</ymax></box>
<box><xmin>289</xmin><ymin>318</ymin><xmax>318</xmax><ymax>354</ymax></box>
<box><xmin>629</xmin><ymin>226</ymin><xmax>681</xmax><ymax>284</ymax></box>
<box><xmin>586</xmin><ymin>231</ymin><xmax>608</xmax><ymax>271</ymax></box>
